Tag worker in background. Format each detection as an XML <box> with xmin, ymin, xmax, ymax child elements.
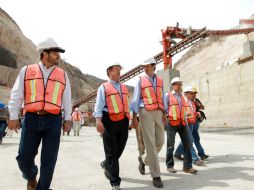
<box><xmin>165</xmin><ymin>77</ymin><xmax>197</xmax><ymax>174</ymax></box>
<box><xmin>192</xmin><ymin>87</ymin><xmax>209</xmax><ymax>160</ymax></box>
<box><xmin>0</xmin><ymin>102</ymin><xmax>9</xmax><ymax>144</ymax></box>
<box><xmin>8</xmin><ymin>38</ymin><xmax>72</xmax><ymax>190</ymax></box>
<box><xmin>131</xmin><ymin>58</ymin><xmax>166</xmax><ymax>188</ymax></box>
<box><xmin>93</xmin><ymin>64</ymin><xmax>130</xmax><ymax>190</ymax></box>
<box><xmin>174</xmin><ymin>86</ymin><xmax>204</xmax><ymax>166</ymax></box>
<box><xmin>72</xmin><ymin>107</ymin><xmax>82</xmax><ymax>136</ymax></box>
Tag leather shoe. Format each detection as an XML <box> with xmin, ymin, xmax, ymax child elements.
<box><xmin>27</xmin><ymin>178</ymin><xmax>37</xmax><ymax>190</ymax></box>
<box><xmin>174</xmin><ymin>155</ymin><xmax>184</xmax><ymax>160</ymax></box>
<box><xmin>183</xmin><ymin>168</ymin><xmax>198</xmax><ymax>174</ymax></box>
<box><xmin>153</xmin><ymin>177</ymin><xmax>164</xmax><ymax>188</ymax></box>
<box><xmin>167</xmin><ymin>167</ymin><xmax>177</xmax><ymax>173</ymax></box>
<box><xmin>138</xmin><ymin>156</ymin><xmax>145</xmax><ymax>175</ymax></box>
<box><xmin>200</xmin><ymin>154</ymin><xmax>209</xmax><ymax>160</ymax></box>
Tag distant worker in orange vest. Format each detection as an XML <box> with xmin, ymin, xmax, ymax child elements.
<box><xmin>131</xmin><ymin>58</ymin><xmax>166</xmax><ymax>188</ymax></box>
<box><xmin>93</xmin><ymin>64</ymin><xmax>130</xmax><ymax>190</ymax></box>
<box><xmin>164</xmin><ymin>77</ymin><xmax>198</xmax><ymax>174</ymax></box>
<box><xmin>72</xmin><ymin>107</ymin><xmax>82</xmax><ymax>136</ymax></box>
<box><xmin>8</xmin><ymin>38</ymin><xmax>72</xmax><ymax>190</ymax></box>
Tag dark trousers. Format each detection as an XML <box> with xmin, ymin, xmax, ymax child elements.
<box><xmin>0</xmin><ymin>120</ymin><xmax>7</xmax><ymax>141</ymax></box>
<box><xmin>166</xmin><ymin>124</ymin><xmax>193</xmax><ymax>169</ymax></box>
<box><xmin>16</xmin><ymin>112</ymin><xmax>62</xmax><ymax>190</ymax></box>
<box><xmin>101</xmin><ymin>112</ymin><xmax>129</xmax><ymax>186</ymax></box>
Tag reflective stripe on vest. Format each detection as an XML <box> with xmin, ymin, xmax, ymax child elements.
<box><xmin>30</xmin><ymin>79</ymin><xmax>36</xmax><ymax>102</ymax></box>
<box><xmin>168</xmin><ymin>92</ymin><xmax>188</xmax><ymax>127</ymax></box>
<box><xmin>24</xmin><ymin>64</ymin><xmax>66</xmax><ymax>115</ymax></box>
<box><xmin>110</xmin><ymin>95</ymin><xmax>119</xmax><ymax>113</ymax></box>
<box><xmin>103</xmin><ymin>82</ymin><xmax>130</xmax><ymax>121</ymax></box>
<box><xmin>140</xmin><ymin>76</ymin><xmax>164</xmax><ymax>111</ymax></box>
<box><xmin>52</xmin><ymin>82</ymin><xmax>61</xmax><ymax>104</ymax></box>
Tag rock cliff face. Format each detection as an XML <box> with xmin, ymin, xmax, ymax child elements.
<box><xmin>0</xmin><ymin>7</ymin><xmax>37</xmax><ymax>87</ymax></box>
<box><xmin>174</xmin><ymin>30</ymin><xmax>254</xmax><ymax>128</ymax></box>
<box><xmin>0</xmin><ymin>8</ymin><xmax>126</xmax><ymax>109</ymax></box>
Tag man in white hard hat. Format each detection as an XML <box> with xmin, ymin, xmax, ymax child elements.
<box><xmin>72</xmin><ymin>107</ymin><xmax>82</xmax><ymax>136</ymax></box>
<box><xmin>93</xmin><ymin>64</ymin><xmax>130</xmax><ymax>190</ymax></box>
<box><xmin>131</xmin><ymin>57</ymin><xmax>166</xmax><ymax>188</ymax></box>
<box><xmin>174</xmin><ymin>86</ymin><xmax>204</xmax><ymax>166</ymax></box>
<box><xmin>164</xmin><ymin>77</ymin><xmax>197</xmax><ymax>174</ymax></box>
<box><xmin>8</xmin><ymin>38</ymin><xmax>72</xmax><ymax>190</ymax></box>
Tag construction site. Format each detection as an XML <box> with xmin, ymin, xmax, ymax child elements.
<box><xmin>0</xmin><ymin>4</ymin><xmax>254</xmax><ymax>190</ymax></box>
<box><xmin>73</xmin><ymin>19</ymin><xmax>254</xmax><ymax>129</ymax></box>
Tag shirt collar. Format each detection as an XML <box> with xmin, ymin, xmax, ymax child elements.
<box><xmin>184</xmin><ymin>96</ymin><xmax>190</xmax><ymax>102</ymax></box>
<box><xmin>108</xmin><ymin>79</ymin><xmax>120</xmax><ymax>85</ymax></box>
<box><xmin>39</xmin><ymin>61</ymin><xmax>55</xmax><ymax>71</ymax></box>
<box><xmin>145</xmin><ymin>74</ymin><xmax>156</xmax><ymax>80</ymax></box>
<box><xmin>172</xmin><ymin>90</ymin><xmax>181</xmax><ymax>95</ymax></box>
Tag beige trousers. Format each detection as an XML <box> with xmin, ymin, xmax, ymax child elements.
<box><xmin>73</xmin><ymin>121</ymin><xmax>81</xmax><ymax>136</ymax></box>
<box><xmin>139</xmin><ymin>108</ymin><xmax>165</xmax><ymax>178</ymax></box>
<box><xmin>135</xmin><ymin>122</ymin><xmax>145</xmax><ymax>156</ymax></box>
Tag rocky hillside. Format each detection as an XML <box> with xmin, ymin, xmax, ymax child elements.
<box><xmin>0</xmin><ymin>8</ymin><xmax>133</xmax><ymax>108</ymax></box>
<box><xmin>0</xmin><ymin>7</ymin><xmax>37</xmax><ymax>87</ymax></box>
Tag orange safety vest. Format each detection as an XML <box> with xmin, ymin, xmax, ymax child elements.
<box><xmin>140</xmin><ymin>76</ymin><xmax>164</xmax><ymax>111</ymax></box>
<box><xmin>24</xmin><ymin>64</ymin><xmax>66</xmax><ymax>115</ymax></box>
<box><xmin>168</xmin><ymin>92</ymin><xmax>188</xmax><ymax>126</ymax></box>
<box><xmin>103</xmin><ymin>82</ymin><xmax>130</xmax><ymax>121</ymax></box>
<box><xmin>72</xmin><ymin>111</ymin><xmax>81</xmax><ymax>121</ymax></box>
<box><xmin>185</xmin><ymin>99</ymin><xmax>197</xmax><ymax>124</ymax></box>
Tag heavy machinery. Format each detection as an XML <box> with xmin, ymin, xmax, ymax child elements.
<box><xmin>72</xmin><ymin>25</ymin><xmax>254</xmax><ymax>108</ymax></box>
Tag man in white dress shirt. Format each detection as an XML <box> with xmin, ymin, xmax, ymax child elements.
<box><xmin>8</xmin><ymin>38</ymin><xmax>72</xmax><ymax>190</ymax></box>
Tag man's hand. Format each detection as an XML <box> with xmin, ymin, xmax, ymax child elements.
<box><xmin>131</xmin><ymin>116</ymin><xmax>139</xmax><ymax>129</ymax></box>
<box><xmin>162</xmin><ymin>113</ymin><xmax>167</xmax><ymax>126</ymax></box>
<box><xmin>128</xmin><ymin>121</ymin><xmax>133</xmax><ymax>130</ymax></box>
<box><xmin>196</xmin><ymin>112</ymin><xmax>201</xmax><ymax>118</ymax></box>
<box><xmin>8</xmin><ymin>119</ymin><xmax>20</xmax><ymax>133</ymax></box>
<box><xmin>96</xmin><ymin>118</ymin><xmax>105</xmax><ymax>134</ymax></box>
<box><xmin>63</xmin><ymin>120</ymin><xmax>72</xmax><ymax>132</ymax></box>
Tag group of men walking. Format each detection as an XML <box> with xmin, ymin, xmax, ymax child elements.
<box><xmin>4</xmin><ymin>37</ymin><xmax>208</xmax><ymax>190</ymax></box>
<box><xmin>94</xmin><ymin>58</ymin><xmax>208</xmax><ymax>189</ymax></box>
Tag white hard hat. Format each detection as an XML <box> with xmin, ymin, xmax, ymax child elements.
<box><xmin>37</xmin><ymin>38</ymin><xmax>65</xmax><ymax>54</ymax></box>
<box><xmin>75</xmin><ymin>107</ymin><xmax>79</xmax><ymax>111</ymax></box>
<box><xmin>184</xmin><ymin>86</ymin><xmax>194</xmax><ymax>93</ymax></box>
<box><xmin>192</xmin><ymin>86</ymin><xmax>198</xmax><ymax>93</ymax></box>
<box><xmin>171</xmin><ymin>77</ymin><xmax>182</xmax><ymax>85</ymax></box>
<box><xmin>141</xmin><ymin>57</ymin><xmax>157</xmax><ymax>66</ymax></box>
<box><xmin>106</xmin><ymin>63</ymin><xmax>123</xmax><ymax>75</ymax></box>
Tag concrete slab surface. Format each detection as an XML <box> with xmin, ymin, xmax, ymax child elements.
<box><xmin>0</xmin><ymin>127</ymin><xmax>253</xmax><ymax>190</ymax></box>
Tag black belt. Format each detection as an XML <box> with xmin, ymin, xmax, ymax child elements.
<box><xmin>31</xmin><ymin>110</ymin><xmax>50</xmax><ymax>115</ymax></box>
